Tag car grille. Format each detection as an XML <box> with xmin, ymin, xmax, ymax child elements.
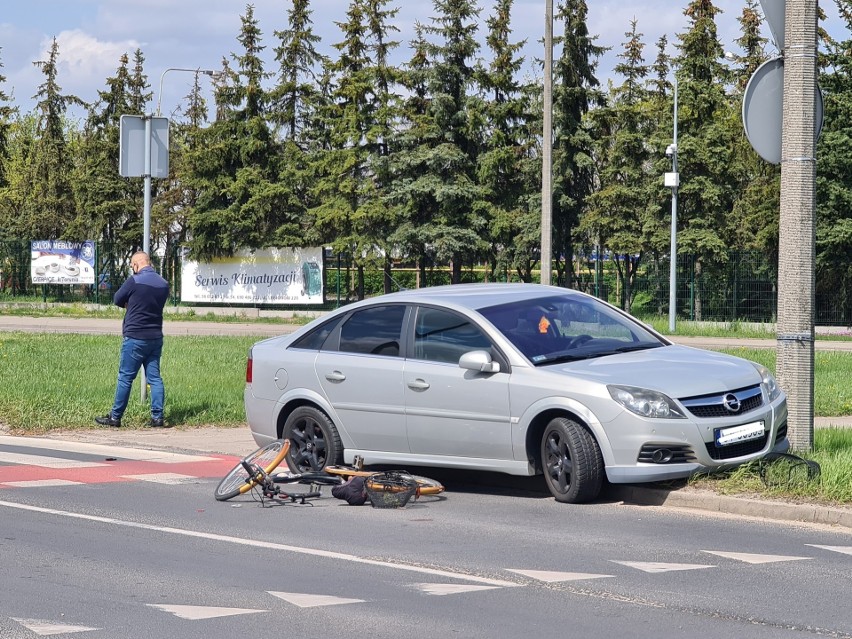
<box><xmin>680</xmin><ymin>385</ymin><xmax>764</xmax><ymax>418</ymax></box>
<box><xmin>637</xmin><ymin>444</ymin><xmax>697</xmax><ymax>464</ymax></box>
<box><xmin>704</xmin><ymin>433</ymin><xmax>769</xmax><ymax>460</ymax></box>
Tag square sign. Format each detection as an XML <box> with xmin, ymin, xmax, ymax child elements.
<box><xmin>119</xmin><ymin>114</ymin><xmax>170</xmax><ymax>178</ymax></box>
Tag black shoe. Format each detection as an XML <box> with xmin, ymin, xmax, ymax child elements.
<box><xmin>150</xmin><ymin>418</ymin><xmax>170</xmax><ymax>428</ymax></box>
<box><xmin>95</xmin><ymin>414</ymin><xmax>121</xmax><ymax>428</ymax></box>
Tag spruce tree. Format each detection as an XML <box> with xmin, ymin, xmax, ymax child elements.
<box><xmin>585</xmin><ymin>19</ymin><xmax>651</xmax><ymax>311</ymax></box>
<box><xmin>476</xmin><ymin>0</ymin><xmax>538</xmax><ymax>282</ymax></box>
<box><xmin>551</xmin><ymin>0</ymin><xmax>606</xmax><ymax>287</ymax></box>
<box><xmin>15</xmin><ymin>38</ymin><xmax>83</xmax><ymax>240</ymax></box>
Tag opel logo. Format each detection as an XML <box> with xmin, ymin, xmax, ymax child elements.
<box><xmin>722</xmin><ymin>393</ymin><xmax>741</xmax><ymax>413</ymax></box>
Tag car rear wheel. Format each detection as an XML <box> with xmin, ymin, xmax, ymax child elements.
<box><xmin>541</xmin><ymin>417</ymin><xmax>603</xmax><ymax>503</ymax></box>
<box><xmin>283</xmin><ymin>406</ymin><xmax>343</xmax><ymax>473</ymax></box>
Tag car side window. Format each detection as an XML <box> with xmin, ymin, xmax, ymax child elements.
<box><xmin>413</xmin><ymin>307</ymin><xmax>492</xmax><ymax>364</ymax></box>
<box><xmin>290</xmin><ymin>315</ymin><xmax>343</xmax><ymax>351</ymax></box>
<box><xmin>339</xmin><ymin>305</ymin><xmax>405</xmax><ymax>357</ymax></box>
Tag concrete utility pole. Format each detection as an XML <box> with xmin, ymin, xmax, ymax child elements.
<box><xmin>777</xmin><ymin>0</ymin><xmax>818</xmax><ymax>450</ymax></box>
<box><xmin>540</xmin><ymin>0</ymin><xmax>553</xmax><ymax>286</ymax></box>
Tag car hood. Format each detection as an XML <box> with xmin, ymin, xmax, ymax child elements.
<box><xmin>549</xmin><ymin>345</ymin><xmax>761</xmax><ymax>398</ymax></box>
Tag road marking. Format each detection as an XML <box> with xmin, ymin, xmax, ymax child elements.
<box><xmin>0</xmin><ymin>451</ymin><xmax>107</xmax><ymax>468</ymax></box>
<box><xmin>11</xmin><ymin>618</ymin><xmax>99</xmax><ymax>635</ymax></box>
<box><xmin>505</xmin><ymin>569</ymin><xmax>613</xmax><ymax>582</ymax></box>
<box><xmin>120</xmin><ymin>473</ymin><xmax>200</xmax><ymax>484</ymax></box>
<box><xmin>0</xmin><ymin>500</ymin><xmax>520</xmax><ymax>588</ymax></box>
<box><xmin>0</xmin><ymin>435</ymin><xmax>217</xmax><ymax>464</ymax></box>
<box><xmin>147</xmin><ymin>604</ymin><xmax>265</xmax><ymax>620</ymax></box>
<box><xmin>2</xmin><ymin>479</ymin><xmax>83</xmax><ymax>488</ymax></box>
<box><xmin>268</xmin><ymin>592</ymin><xmax>365</xmax><ymax>607</ymax></box>
<box><xmin>702</xmin><ymin>551</ymin><xmax>810</xmax><ymax>564</ymax></box>
<box><xmin>806</xmin><ymin>544</ymin><xmax>852</xmax><ymax>556</ymax></box>
<box><xmin>413</xmin><ymin>584</ymin><xmax>501</xmax><ymax>596</ymax></box>
<box><xmin>611</xmin><ymin>561</ymin><xmax>716</xmax><ymax>573</ymax></box>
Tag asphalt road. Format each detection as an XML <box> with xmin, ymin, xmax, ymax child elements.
<box><xmin>1</xmin><ymin>437</ymin><xmax>851</xmax><ymax>639</ymax></box>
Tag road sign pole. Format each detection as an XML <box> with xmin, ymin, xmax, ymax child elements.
<box><xmin>140</xmin><ymin>114</ymin><xmax>152</xmax><ymax>403</ymax></box>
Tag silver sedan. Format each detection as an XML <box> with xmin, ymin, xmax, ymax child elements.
<box><xmin>244</xmin><ymin>283</ymin><xmax>788</xmax><ymax>503</ymax></box>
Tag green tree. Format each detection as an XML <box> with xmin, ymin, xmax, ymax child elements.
<box><xmin>816</xmin><ymin>0</ymin><xmax>852</xmax><ymax>324</ymax></box>
<box><xmin>585</xmin><ymin>19</ymin><xmax>652</xmax><ymax>311</ymax></box>
<box><xmin>10</xmin><ymin>38</ymin><xmax>83</xmax><ymax>240</ymax></box>
<box><xmin>271</xmin><ymin>0</ymin><xmax>326</xmax><ymax>142</ymax></box>
<box><xmin>476</xmin><ymin>0</ymin><xmax>538</xmax><ymax>282</ymax></box>
<box><xmin>70</xmin><ymin>51</ymin><xmax>153</xmax><ymax>261</ymax></box>
<box><xmin>393</xmin><ymin>0</ymin><xmax>486</xmax><ymax>285</ymax></box>
<box><xmin>0</xmin><ymin>48</ymin><xmax>14</xmax><ymax>192</ymax></box>
<box><xmin>187</xmin><ymin>4</ymin><xmax>287</xmax><ymax>257</ymax></box>
<box><xmin>674</xmin><ymin>0</ymin><xmax>737</xmax><ymax>320</ymax></box>
<box><xmin>551</xmin><ymin>0</ymin><xmax>606</xmax><ymax>287</ymax></box>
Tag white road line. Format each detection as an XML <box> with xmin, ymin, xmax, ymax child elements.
<box><xmin>120</xmin><ymin>473</ymin><xmax>200</xmax><ymax>484</ymax></box>
<box><xmin>146</xmin><ymin>604</ymin><xmax>265</xmax><ymax>620</ymax></box>
<box><xmin>0</xmin><ymin>435</ymin><xmax>217</xmax><ymax>464</ymax></box>
<box><xmin>413</xmin><ymin>584</ymin><xmax>501</xmax><ymax>596</ymax></box>
<box><xmin>2</xmin><ymin>479</ymin><xmax>84</xmax><ymax>488</ymax></box>
<box><xmin>0</xmin><ymin>451</ymin><xmax>107</xmax><ymax>469</ymax></box>
<box><xmin>505</xmin><ymin>569</ymin><xmax>613</xmax><ymax>582</ymax></box>
<box><xmin>702</xmin><ymin>551</ymin><xmax>810</xmax><ymax>564</ymax></box>
<box><xmin>0</xmin><ymin>500</ymin><xmax>520</xmax><ymax>588</ymax></box>
<box><xmin>611</xmin><ymin>561</ymin><xmax>716</xmax><ymax>573</ymax></box>
<box><xmin>11</xmin><ymin>618</ymin><xmax>100</xmax><ymax>635</ymax></box>
<box><xmin>806</xmin><ymin>544</ymin><xmax>852</xmax><ymax>556</ymax></box>
<box><xmin>267</xmin><ymin>592</ymin><xmax>366</xmax><ymax>607</ymax></box>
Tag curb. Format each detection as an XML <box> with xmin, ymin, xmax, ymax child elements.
<box><xmin>611</xmin><ymin>485</ymin><xmax>852</xmax><ymax>530</ymax></box>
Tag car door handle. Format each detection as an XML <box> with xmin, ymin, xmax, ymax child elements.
<box><xmin>407</xmin><ymin>378</ymin><xmax>430</xmax><ymax>391</ymax></box>
<box><xmin>325</xmin><ymin>371</ymin><xmax>346</xmax><ymax>382</ymax></box>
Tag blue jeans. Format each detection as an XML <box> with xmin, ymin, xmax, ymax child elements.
<box><xmin>110</xmin><ymin>337</ymin><xmax>165</xmax><ymax>420</ymax></box>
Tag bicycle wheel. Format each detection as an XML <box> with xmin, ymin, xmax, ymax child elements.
<box><xmin>324</xmin><ymin>465</ymin><xmax>444</xmax><ymax>495</ymax></box>
<box><xmin>214</xmin><ymin>440</ymin><xmax>290</xmax><ymax>501</ymax></box>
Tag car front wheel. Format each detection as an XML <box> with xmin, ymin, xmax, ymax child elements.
<box><xmin>282</xmin><ymin>406</ymin><xmax>343</xmax><ymax>473</ymax></box>
<box><xmin>541</xmin><ymin>417</ymin><xmax>603</xmax><ymax>503</ymax></box>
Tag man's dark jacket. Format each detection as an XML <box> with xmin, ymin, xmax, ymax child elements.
<box><xmin>113</xmin><ymin>266</ymin><xmax>169</xmax><ymax>339</ymax></box>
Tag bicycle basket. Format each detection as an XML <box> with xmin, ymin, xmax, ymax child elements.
<box><xmin>364</xmin><ymin>471</ymin><xmax>418</xmax><ymax>509</ymax></box>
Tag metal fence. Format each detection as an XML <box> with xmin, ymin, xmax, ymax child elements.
<box><xmin>1</xmin><ymin>240</ymin><xmax>849</xmax><ymax>326</ymax></box>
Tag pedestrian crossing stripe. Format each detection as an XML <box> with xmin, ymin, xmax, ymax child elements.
<box><xmin>701</xmin><ymin>551</ymin><xmax>810</xmax><ymax>564</ymax></box>
<box><xmin>611</xmin><ymin>561</ymin><xmax>716</xmax><ymax>573</ymax></box>
<box><xmin>120</xmin><ymin>473</ymin><xmax>200</xmax><ymax>484</ymax></box>
<box><xmin>414</xmin><ymin>583</ymin><xmax>502</xmax><ymax>595</ymax></box>
<box><xmin>505</xmin><ymin>569</ymin><xmax>613</xmax><ymax>582</ymax></box>
<box><xmin>12</xmin><ymin>618</ymin><xmax>100</xmax><ymax>635</ymax></box>
<box><xmin>147</xmin><ymin>604</ymin><xmax>265</xmax><ymax>620</ymax></box>
<box><xmin>3</xmin><ymin>478</ymin><xmax>83</xmax><ymax>488</ymax></box>
<box><xmin>806</xmin><ymin>544</ymin><xmax>852</xmax><ymax>556</ymax></box>
<box><xmin>267</xmin><ymin>591</ymin><xmax>366</xmax><ymax>607</ymax></box>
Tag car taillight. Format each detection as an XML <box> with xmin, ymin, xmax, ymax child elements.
<box><xmin>245</xmin><ymin>354</ymin><xmax>253</xmax><ymax>384</ymax></box>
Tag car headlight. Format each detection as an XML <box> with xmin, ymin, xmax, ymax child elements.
<box><xmin>755</xmin><ymin>364</ymin><xmax>781</xmax><ymax>401</ymax></box>
<box><xmin>608</xmin><ymin>385</ymin><xmax>686</xmax><ymax>419</ymax></box>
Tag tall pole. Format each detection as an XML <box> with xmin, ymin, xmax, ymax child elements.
<box><xmin>668</xmin><ymin>77</ymin><xmax>679</xmax><ymax>333</ymax></box>
<box><xmin>540</xmin><ymin>0</ymin><xmax>553</xmax><ymax>286</ymax></box>
<box><xmin>777</xmin><ymin>0</ymin><xmax>818</xmax><ymax>450</ymax></box>
<box><xmin>141</xmin><ymin>113</ymin><xmax>152</xmax><ymax>403</ymax></box>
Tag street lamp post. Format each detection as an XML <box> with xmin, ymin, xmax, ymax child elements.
<box><xmin>156</xmin><ymin>67</ymin><xmax>217</xmax><ymax>118</ymax></box>
<box><xmin>664</xmin><ymin>75</ymin><xmax>679</xmax><ymax>333</ymax></box>
<box><xmin>540</xmin><ymin>0</ymin><xmax>553</xmax><ymax>286</ymax></box>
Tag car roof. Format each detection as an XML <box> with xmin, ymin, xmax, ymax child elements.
<box><xmin>369</xmin><ymin>283</ymin><xmax>590</xmax><ymax>311</ymax></box>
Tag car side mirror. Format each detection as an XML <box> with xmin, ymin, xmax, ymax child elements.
<box><xmin>459</xmin><ymin>350</ymin><xmax>500</xmax><ymax>374</ymax></box>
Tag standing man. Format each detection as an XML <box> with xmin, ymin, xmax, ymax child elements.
<box><xmin>96</xmin><ymin>251</ymin><xmax>170</xmax><ymax>428</ymax></box>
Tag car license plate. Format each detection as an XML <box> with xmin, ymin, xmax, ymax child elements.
<box><xmin>715</xmin><ymin>421</ymin><xmax>765</xmax><ymax>447</ymax></box>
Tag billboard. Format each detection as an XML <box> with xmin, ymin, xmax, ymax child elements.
<box><xmin>30</xmin><ymin>240</ymin><xmax>96</xmax><ymax>285</ymax></box>
<box><xmin>181</xmin><ymin>247</ymin><xmax>323</xmax><ymax>304</ymax></box>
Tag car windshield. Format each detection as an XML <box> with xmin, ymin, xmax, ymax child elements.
<box><xmin>478</xmin><ymin>293</ymin><xmax>664</xmax><ymax>365</ymax></box>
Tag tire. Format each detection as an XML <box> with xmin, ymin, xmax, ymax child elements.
<box><xmin>324</xmin><ymin>466</ymin><xmax>444</xmax><ymax>495</ymax></box>
<box><xmin>283</xmin><ymin>406</ymin><xmax>343</xmax><ymax>473</ymax></box>
<box><xmin>214</xmin><ymin>440</ymin><xmax>290</xmax><ymax>501</ymax></box>
<box><xmin>541</xmin><ymin>417</ymin><xmax>603</xmax><ymax>504</ymax></box>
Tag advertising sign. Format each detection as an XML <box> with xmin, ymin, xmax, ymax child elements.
<box><xmin>30</xmin><ymin>240</ymin><xmax>96</xmax><ymax>285</ymax></box>
<box><xmin>181</xmin><ymin>247</ymin><xmax>323</xmax><ymax>305</ymax></box>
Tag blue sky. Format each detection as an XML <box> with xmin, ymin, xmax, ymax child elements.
<box><xmin>0</xmin><ymin>1</ymin><xmax>846</xmax><ymax>120</ymax></box>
